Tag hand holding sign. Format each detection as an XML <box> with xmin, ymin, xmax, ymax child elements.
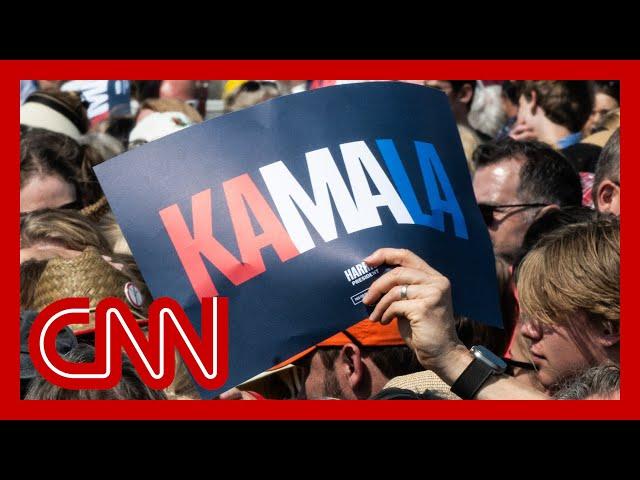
<box><xmin>362</xmin><ymin>247</ymin><xmax>462</xmax><ymax>372</ymax></box>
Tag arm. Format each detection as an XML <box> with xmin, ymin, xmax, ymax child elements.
<box><xmin>362</xmin><ymin>248</ymin><xmax>549</xmax><ymax>400</ymax></box>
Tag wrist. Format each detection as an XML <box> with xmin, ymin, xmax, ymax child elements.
<box><xmin>429</xmin><ymin>343</ymin><xmax>475</xmax><ymax>386</ymax></box>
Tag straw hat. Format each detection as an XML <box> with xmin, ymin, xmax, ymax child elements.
<box><xmin>30</xmin><ymin>247</ymin><xmax>148</xmax><ymax>335</ymax></box>
<box><xmin>383</xmin><ymin>370</ymin><xmax>461</xmax><ymax>400</ymax></box>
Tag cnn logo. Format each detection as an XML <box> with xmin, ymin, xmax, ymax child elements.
<box><xmin>28</xmin><ymin>297</ymin><xmax>228</xmax><ymax>390</ymax></box>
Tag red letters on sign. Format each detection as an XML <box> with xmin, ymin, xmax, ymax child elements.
<box><xmin>159</xmin><ymin>174</ymin><xmax>299</xmax><ymax>298</ymax></box>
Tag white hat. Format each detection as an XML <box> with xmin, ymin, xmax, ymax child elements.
<box><xmin>129</xmin><ymin>111</ymin><xmax>194</xmax><ymax>144</ymax></box>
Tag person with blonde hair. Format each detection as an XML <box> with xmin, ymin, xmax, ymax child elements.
<box><xmin>359</xmin><ymin>217</ymin><xmax>618</xmax><ymax>400</ymax></box>
<box><xmin>20</xmin><ymin>208</ymin><xmax>112</xmax><ymax>264</ymax></box>
<box><xmin>516</xmin><ymin>218</ymin><xmax>619</xmax><ymax>392</ymax></box>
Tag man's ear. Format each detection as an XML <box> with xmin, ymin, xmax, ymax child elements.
<box><xmin>338</xmin><ymin>343</ymin><xmax>363</xmax><ymax>389</ymax></box>
<box><xmin>535</xmin><ymin>204</ymin><xmax>560</xmax><ymax>220</ymax></box>
<box><xmin>596</xmin><ymin>180</ymin><xmax>620</xmax><ymax>214</ymax></box>
<box><xmin>456</xmin><ymin>83</ymin><xmax>474</xmax><ymax>106</ymax></box>
<box><xmin>529</xmin><ymin>90</ymin><xmax>539</xmax><ymax>115</ymax></box>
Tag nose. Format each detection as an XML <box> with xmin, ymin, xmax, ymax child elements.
<box><xmin>520</xmin><ymin>319</ymin><xmax>542</xmax><ymax>341</ymax></box>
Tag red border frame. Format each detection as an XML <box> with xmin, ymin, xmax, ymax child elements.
<box><xmin>3</xmin><ymin>60</ymin><xmax>635</xmax><ymax>419</ymax></box>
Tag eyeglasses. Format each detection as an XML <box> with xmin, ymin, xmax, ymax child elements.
<box><xmin>478</xmin><ymin>203</ymin><xmax>550</xmax><ymax>227</ymax></box>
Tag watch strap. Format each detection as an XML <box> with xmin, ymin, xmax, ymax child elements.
<box><xmin>450</xmin><ymin>357</ymin><xmax>495</xmax><ymax>399</ymax></box>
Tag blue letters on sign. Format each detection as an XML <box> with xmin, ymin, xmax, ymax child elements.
<box><xmin>377</xmin><ymin>139</ymin><xmax>468</xmax><ymax>239</ymax></box>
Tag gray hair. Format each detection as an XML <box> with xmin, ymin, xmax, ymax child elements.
<box><xmin>468</xmin><ymin>83</ymin><xmax>507</xmax><ymax>139</ymax></box>
<box><xmin>554</xmin><ymin>363</ymin><xmax>620</xmax><ymax>399</ymax></box>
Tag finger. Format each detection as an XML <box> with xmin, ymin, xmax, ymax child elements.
<box><xmin>510</xmin><ymin>125</ymin><xmax>535</xmax><ymax>141</ymax></box>
<box><xmin>511</xmin><ymin>132</ymin><xmax>530</xmax><ymax>141</ymax></box>
<box><xmin>219</xmin><ymin>388</ymin><xmax>243</xmax><ymax>400</ymax></box>
<box><xmin>363</xmin><ymin>266</ymin><xmax>432</xmax><ymax>305</ymax></box>
<box><xmin>509</xmin><ymin>124</ymin><xmax>529</xmax><ymax>136</ymax></box>
<box><xmin>364</xmin><ymin>248</ymin><xmax>439</xmax><ymax>276</ymax></box>
<box><xmin>379</xmin><ymin>298</ymin><xmax>425</xmax><ymax>325</ymax></box>
<box><xmin>241</xmin><ymin>391</ymin><xmax>261</xmax><ymax>400</ymax></box>
<box><xmin>369</xmin><ymin>283</ymin><xmax>431</xmax><ymax>322</ymax></box>
<box><xmin>509</xmin><ymin>129</ymin><xmax>527</xmax><ymax>140</ymax></box>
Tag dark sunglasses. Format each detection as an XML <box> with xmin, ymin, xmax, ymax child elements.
<box><xmin>478</xmin><ymin>203</ymin><xmax>550</xmax><ymax>226</ymax></box>
<box><xmin>238</xmin><ymin>80</ymin><xmax>278</xmax><ymax>93</ymax></box>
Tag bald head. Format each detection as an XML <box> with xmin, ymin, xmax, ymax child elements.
<box><xmin>159</xmin><ymin>80</ymin><xmax>196</xmax><ymax>101</ymax></box>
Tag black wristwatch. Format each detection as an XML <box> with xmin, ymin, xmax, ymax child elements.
<box><xmin>450</xmin><ymin>346</ymin><xmax>507</xmax><ymax>399</ymax></box>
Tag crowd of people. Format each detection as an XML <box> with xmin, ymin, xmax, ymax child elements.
<box><xmin>19</xmin><ymin>79</ymin><xmax>620</xmax><ymax>401</ymax></box>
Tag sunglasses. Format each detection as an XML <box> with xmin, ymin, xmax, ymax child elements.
<box><xmin>238</xmin><ymin>80</ymin><xmax>279</xmax><ymax>93</ymax></box>
<box><xmin>478</xmin><ymin>203</ymin><xmax>550</xmax><ymax>226</ymax></box>
<box><xmin>20</xmin><ymin>199</ymin><xmax>84</xmax><ymax>219</ymax></box>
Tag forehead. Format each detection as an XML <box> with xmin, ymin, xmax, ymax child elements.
<box><xmin>594</xmin><ymin>92</ymin><xmax>618</xmax><ymax>109</ymax></box>
<box><xmin>473</xmin><ymin>157</ymin><xmax>523</xmax><ymax>203</ymax></box>
<box><xmin>20</xmin><ymin>173</ymin><xmax>76</xmax><ymax>212</ymax></box>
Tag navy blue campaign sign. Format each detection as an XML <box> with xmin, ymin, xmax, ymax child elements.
<box><xmin>94</xmin><ymin>82</ymin><xmax>501</xmax><ymax>398</ymax></box>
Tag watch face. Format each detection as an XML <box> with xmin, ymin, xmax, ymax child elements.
<box><xmin>471</xmin><ymin>345</ymin><xmax>507</xmax><ymax>372</ymax></box>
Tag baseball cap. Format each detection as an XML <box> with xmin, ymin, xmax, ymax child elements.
<box><xmin>270</xmin><ymin>318</ymin><xmax>406</xmax><ymax>370</ymax></box>
<box><xmin>223</xmin><ymin>80</ymin><xmax>249</xmax><ymax>98</ymax></box>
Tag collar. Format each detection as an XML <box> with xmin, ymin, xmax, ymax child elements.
<box><xmin>557</xmin><ymin>131</ymin><xmax>582</xmax><ymax>149</ymax></box>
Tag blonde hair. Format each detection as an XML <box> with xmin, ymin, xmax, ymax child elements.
<box><xmin>517</xmin><ymin>218</ymin><xmax>619</xmax><ymax>329</ymax></box>
<box><xmin>21</xmin><ymin>208</ymin><xmax>112</xmax><ymax>253</ymax></box>
<box><xmin>97</xmin><ymin>211</ymin><xmax>132</xmax><ymax>255</ymax></box>
<box><xmin>457</xmin><ymin>124</ymin><xmax>480</xmax><ymax>174</ymax></box>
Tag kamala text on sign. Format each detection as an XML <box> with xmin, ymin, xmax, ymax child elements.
<box><xmin>159</xmin><ymin>139</ymin><xmax>467</xmax><ymax>298</ymax></box>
